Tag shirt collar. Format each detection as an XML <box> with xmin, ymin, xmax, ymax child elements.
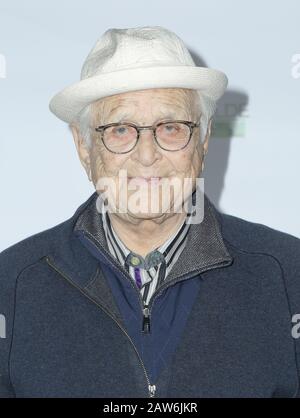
<box><xmin>100</xmin><ymin>198</ymin><xmax>191</xmax><ymax>270</ymax></box>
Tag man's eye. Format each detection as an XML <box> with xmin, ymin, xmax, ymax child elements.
<box><xmin>113</xmin><ymin>126</ymin><xmax>128</xmax><ymax>135</ymax></box>
<box><xmin>162</xmin><ymin>123</ymin><xmax>180</xmax><ymax>133</ymax></box>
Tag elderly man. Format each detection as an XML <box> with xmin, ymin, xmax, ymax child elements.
<box><xmin>1</xmin><ymin>26</ymin><xmax>300</xmax><ymax>399</ymax></box>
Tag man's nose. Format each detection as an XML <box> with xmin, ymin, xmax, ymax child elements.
<box><xmin>131</xmin><ymin>128</ymin><xmax>161</xmax><ymax>165</ymax></box>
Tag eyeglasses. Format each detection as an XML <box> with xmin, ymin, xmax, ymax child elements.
<box><xmin>94</xmin><ymin>119</ymin><xmax>200</xmax><ymax>154</ymax></box>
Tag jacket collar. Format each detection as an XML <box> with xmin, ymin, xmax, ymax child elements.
<box><xmin>44</xmin><ymin>188</ymin><xmax>233</xmax><ymax>292</ymax></box>
<box><xmin>71</xmin><ymin>188</ymin><xmax>233</xmax><ymax>283</ymax></box>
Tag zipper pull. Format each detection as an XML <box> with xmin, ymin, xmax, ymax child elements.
<box><xmin>142</xmin><ymin>305</ymin><xmax>151</xmax><ymax>333</ymax></box>
<box><xmin>148</xmin><ymin>384</ymin><xmax>156</xmax><ymax>397</ymax></box>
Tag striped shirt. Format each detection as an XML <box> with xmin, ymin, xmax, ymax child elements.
<box><xmin>100</xmin><ymin>202</ymin><xmax>192</xmax><ymax>307</ymax></box>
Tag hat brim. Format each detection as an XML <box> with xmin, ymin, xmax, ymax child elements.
<box><xmin>49</xmin><ymin>66</ymin><xmax>228</xmax><ymax>123</ymax></box>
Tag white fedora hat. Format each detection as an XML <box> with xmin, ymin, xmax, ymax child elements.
<box><xmin>49</xmin><ymin>26</ymin><xmax>228</xmax><ymax>123</ymax></box>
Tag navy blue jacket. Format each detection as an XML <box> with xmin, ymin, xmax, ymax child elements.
<box><xmin>1</xmin><ymin>191</ymin><xmax>300</xmax><ymax>398</ymax></box>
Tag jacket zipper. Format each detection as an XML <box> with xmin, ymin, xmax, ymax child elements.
<box><xmin>43</xmin><ymin>255</ymin><xmax>156</xmax><ymax>398</ymax></box>
<box><xmin>142</xmin><ymin>305</ymin><xmax>151</xmax><ymax>333</ymax></box>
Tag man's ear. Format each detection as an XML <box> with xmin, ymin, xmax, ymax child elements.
<box><xmin>69</xmin><ymin>124</ymin><xmax>92</xmax><ymax>181</ymax></box>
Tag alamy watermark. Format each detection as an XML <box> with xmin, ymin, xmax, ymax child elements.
<box><xmin>291</xmin><ymin>314</ymin><xmax>300</xmax><ymax>339</ymax></box>
<box><xmin>0</xmin><ymin>314</ymin><xmax>6</xmax><ymax>338</ymax></box>
<box><xmin>0</xmin><ymin>53</ymin><xmax>7</xmax><ymax>79</ymax></box>
<box><xmin>95</xmin><ymin>170</ymin><xmax>205</xmax><ymax>225</ymax></box>
<box><xmin>291</xmin><ymin>54</ymin><xmax>300</xmax><ymax>79</ymax></box>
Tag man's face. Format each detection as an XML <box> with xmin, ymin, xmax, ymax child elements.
<box><xmin>71</xmin><ymin>88</ymin><xmax>210</xmax><ymax>222</ymax></box>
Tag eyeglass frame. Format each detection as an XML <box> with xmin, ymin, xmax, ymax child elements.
<box><xmin>94</xmin><ymin>118</ymin><xmax>201</xmax><ymax>154</ymax></box>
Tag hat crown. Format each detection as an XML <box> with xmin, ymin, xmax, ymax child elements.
<box><xmin>80</xmin><ymin>26</ymin><xmax>196</xmax><ymax>79</ymax></box>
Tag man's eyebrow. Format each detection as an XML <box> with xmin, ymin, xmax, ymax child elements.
<box><xmin>112</xmin><ymin>112</ymin><xmax>131</xmax><ymax>122</ymax></box>
<box><xmin>103</xmin><ymin>105</ymin><xmax>130</xmax><ymax>122</ymax></box>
